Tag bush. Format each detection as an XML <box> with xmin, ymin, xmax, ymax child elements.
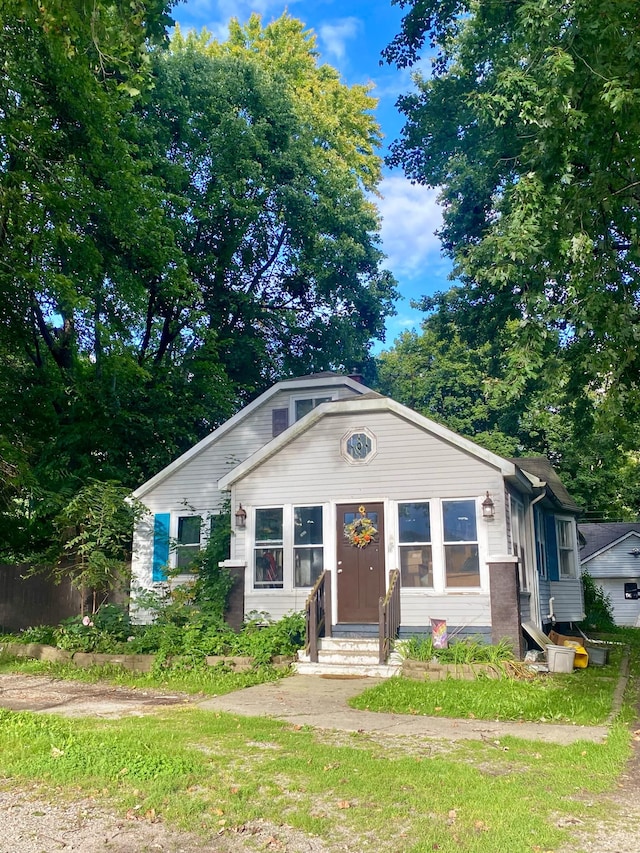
<box><xmin>581</xmin><ymin>571</ymin><xmax>616</xmax><ymax>631</ymax></box>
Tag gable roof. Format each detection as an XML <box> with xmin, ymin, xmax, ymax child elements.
<box><xmin>579</xmin><ymin>522</ymin><xmax>640</xmax><ymax>562</ymax></box>
<box><xmin>219</xmin><ymin>394</ymin><xmax>523</xmax><ymax>490</ymax></box>
<box><xmin>509</xmin><ymin>456</ymin><xmax>581</xmax><ymax>513</ymax></box>
<box><xmin>132</xmin><ymin>373</ymin><xmax>370</xmax><ymax>499</ymax></box>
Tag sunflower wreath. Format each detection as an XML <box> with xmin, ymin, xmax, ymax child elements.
<box><xmin>344</xmin><ymin>506</ymin><xmax>378</xmax><ymax>548</ymax></box>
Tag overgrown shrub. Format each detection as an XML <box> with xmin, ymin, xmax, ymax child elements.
<box><xmin>581</xmin><ymin>571</ymin><xmax>616</xmax><ymax>631</ymax></box>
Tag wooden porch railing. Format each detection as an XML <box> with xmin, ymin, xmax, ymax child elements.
<box><xmin>305</xmin><ymin>570</ymin><xmax>332</xmax><ymax>663</ymax></box>
<box><xmin>379</xmin><ymin>568</ymin><xmax>401</xmax><ymax>664</ymax></box>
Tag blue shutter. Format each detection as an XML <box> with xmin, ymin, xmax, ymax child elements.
<box><xmin>545</xmin><ymin>515</ymin><xmax>559</xmax><ymax>581</ymax></box>
<box><xmin>152</xmin><ymin>513</ymin><xmax>170</xmax><ymax>581</ymax></box>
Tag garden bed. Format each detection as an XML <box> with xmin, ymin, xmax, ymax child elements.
<box><xmin>0</xmin><ymin>642</ymin><xmax>293</xmax><ymax>672</ymax></box>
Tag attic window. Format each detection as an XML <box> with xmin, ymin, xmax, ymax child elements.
<box><xmin>341</xmin><ymin>428</ymin><xmax>376</xmax><ymax>464</ymax></box>
<box><xmin>295</xmin><ymin>396</ymin><xmax>331</xmax><ymax>421</ymax></box>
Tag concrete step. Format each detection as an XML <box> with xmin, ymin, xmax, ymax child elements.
<box><xmin>296</xmin><ymin>637</ymin><xmax>401</xmax><ymax>677</ymax></box>
<box><xmin>294</xmin><ymin>660</ymin><xmax>401</xmax><ymax>678</ymax></box>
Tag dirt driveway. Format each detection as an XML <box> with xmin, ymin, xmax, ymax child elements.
<box><xmin>1</xmin><ymin>672</ymin><xmax>640</xmax><ymax>852</ymax></box>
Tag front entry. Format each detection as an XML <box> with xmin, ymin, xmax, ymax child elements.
<box><xmin>336</xmin><ymin>503</ymin><xmax>385</xmax><ymax>622</ymax></box>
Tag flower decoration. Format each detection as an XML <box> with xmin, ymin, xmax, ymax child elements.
<box><xmin>344</xmin><ymin>506</ymin><xmax>378</xmax><ymax>548</ymax></box>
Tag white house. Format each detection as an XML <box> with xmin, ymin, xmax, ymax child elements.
<box><xmin>130</xmin><ymin>373</ymin><xmax>584</xmax><ymax>656</ymax></box>
<box><xmin>580</xmin><ymin>523</ymin><xmax>640</xmax><ymax>626</ymax></box>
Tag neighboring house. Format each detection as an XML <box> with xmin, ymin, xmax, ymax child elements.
<box><xmin>579</xmin><ymin>523</ymin><xmax>640</xmax><ymax>626</ymax></box>
<box><xmin>131</xmin><ymin>373</ymin><xmax>584</xmax><ymax>656</ymax></box>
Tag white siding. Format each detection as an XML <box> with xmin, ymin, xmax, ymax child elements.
<box><xmin>233</xmin><ymin>409</ymin><xmax>510</xmax><ymax>626</ymax></box>
<box><xmin>582</xmin><ymin>535</ymin><xmax>640</xmax><ymax>626</ymax></box>
<box><xmin>583</xmin><ymin>534</ymin><xmax>640</xmax><ymax>579</ymax></box>
<box><xmin>592</xmin><ymin>578</ymin><xmax>640</xmax><ymax>627</ymax></box>
<box><xmin>131</xmin><ymin>381</ymin><xmax>363</xmax><ymax>605</ymax></box>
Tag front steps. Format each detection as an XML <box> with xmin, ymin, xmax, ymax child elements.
<box><xmin>295</xmin><ymin>637</ymin><xmax>402</xmax><ymax>678</ymax></box>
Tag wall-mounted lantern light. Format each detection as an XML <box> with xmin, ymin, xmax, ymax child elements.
<box><xmin>482</xmin><ymin>492</ymin><xmax>495</xmax><ymax>520</ymax></box>
<box><xmin>235</xmin><ymin>504</ymin><xmax>247</xmax><ymax>529</ymax></box>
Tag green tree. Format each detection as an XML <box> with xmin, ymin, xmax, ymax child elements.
<box><xmin>384</xmin><ymin>0</ymin><xmax>640</xmax><ymax>429</ymax></box>
<box><xmin>146</xmin><ymin>16</ymin><xmax>397</xmax><ymax>392</ymax></box>
<box><xmin>0</xmin><ymin>8</ymin><xmax>397</xmax><ymax>560</ymax></box>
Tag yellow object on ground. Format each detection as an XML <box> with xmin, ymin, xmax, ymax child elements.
<box><xmin>548</xmin><ymin>630</ymin><xmax>589</xmax><ymax>668</ymax></box>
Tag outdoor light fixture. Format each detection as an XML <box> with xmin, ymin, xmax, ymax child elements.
<box><xmin>482</xmin><ymin>492</ymin><xmax>495</xmax><ymax>520</ymax></box>
<box><xmin>235</xmin><ymin>504</ymin><xmax>247</xmax><ymax>529</ymax></box>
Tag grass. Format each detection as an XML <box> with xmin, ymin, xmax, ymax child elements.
<box><xmin>348</xmin><ymin>637</ymin><xmax>625</xmax><ymax>726</ymax></box>
<box><xmin>350</xmin><ymin>665</ymin><xmax>620</xmax><ymax>725</ymax></box>
<box><xmin>0</xmin><ymin>654</ymin><xmax>288</xmax><ymax>696</ymax></box>
<box><xmin>0</xmin><ymin>700</ymin><xmax>634</xmax><ymax>853</ymax></box>
<box><xmin>0</xmin><ymin>636</ymin><xmax>638</xmax><ymax>852</ymax></box>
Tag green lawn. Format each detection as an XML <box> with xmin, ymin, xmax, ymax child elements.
<box><xmin>0</xmin><ymin>640</ymin><xmax>638</xmax><ymax>853</ymax></box>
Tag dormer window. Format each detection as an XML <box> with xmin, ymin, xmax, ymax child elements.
<box><xmin>294</xmin><ymin>396</ymin><xmax>332</xmax><ymax>421</ymax></box>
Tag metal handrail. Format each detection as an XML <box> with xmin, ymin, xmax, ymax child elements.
<box><xmin>379</xmin><ymin>569</ymin><xmax>401</xmax><ymax>664</ymax></box>
<box><xmin>305</xmin><ymin>570</ymin><xmax>332</xmax><ymax>663</ymax></box>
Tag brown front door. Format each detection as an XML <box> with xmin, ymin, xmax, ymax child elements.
<box><xmin>336</xmin><ymin>503</ymin><xmax>385</xmax><ymax>623</ymax></box>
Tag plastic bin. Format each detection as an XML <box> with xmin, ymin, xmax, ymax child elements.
<box><xmin>586</xmin><ymin>645</ymin><xmax>609</xmax><ymax>666</ymax></box>
<box><xmin>547</xmin><ymin>644</ymin><xmax>575</xmax><ymax>673</ymax></box>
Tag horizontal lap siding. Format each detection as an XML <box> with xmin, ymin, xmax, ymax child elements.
<box><xmin>139</xmin><ymin>386</ymin><xmax>362</xmax><ymax>512</ymax></box>
<box><xmin>549</xmin><ymin>580</ymin><xmax>585</xmax><ymax>621</ymax></box>
<box><xmin>400</xmin><ymin>593</ymin><xmax>491</xmax><ymax>628</ymax></box>
<box><xmin>584</xmin><ymin>537</ymin><xmax>640</xmax><ymax>579</ymax></box>
<box><xmin>235</xmin><ymin>411</ymin><xmax>508</xmax><ymax>555</ymax></box>
<box><xmin>595</xmin><ymin>579</ymin><xmax>640</xmax><ymax>627</ymax></box>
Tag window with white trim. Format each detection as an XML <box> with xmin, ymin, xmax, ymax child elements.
<box><xmin>442</xmin><ymin>500</ymin><xmax>480</xmax><ymax>588</ymax></box>
<box><xmin>294</xmin><ymin>396</ymin><xmax>332</xmax><ymax>422</ymax></box>
<box><xmin>176</xmin><ymin>516</ymin><xmax>202</xmax><ymax>570</ymax></box>
<box><xmin>294</xmin><ymin>506</ymin><xmax>324</xmax><ymax>587</ymax></box>
<box><xmin>398</xmin><ymin>502</ymin><xmax>433</xmax><ymax>588</ymax></box>
<box><xmin>534</xmin><ymin>508</ymin><xmax>547</xmax><ymax>580</ymax></box>
<box><xmin>556</xmin><ymin>518</ymin><xmax>577</xmax><ymax>578</ymax></box>
<box><xmin>510</xmin><ymin>497</ymin><xmax>528</xmax><ymax>591</ymax></box>
<box><xmin>254</xmin><ymin>508</ymin><xmax>284</xmax><ymax>588</ymax></box>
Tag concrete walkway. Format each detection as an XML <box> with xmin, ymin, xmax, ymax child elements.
<box><xmin>197</xmin><ymin>674</ymin><xmax>610</xmax><ymax>745</ymax></box>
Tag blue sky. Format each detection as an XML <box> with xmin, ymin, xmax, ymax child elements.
<box><xmin>172</xmin><ymin>0</ymin><xmax>453</xmax><ymax>349</ymax></box>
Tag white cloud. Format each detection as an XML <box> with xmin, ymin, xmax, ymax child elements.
<box><xmin>376</xmin><ymin>175</ymin><xmax>443</xmax><ymax>278</ymax></box>
<box><xmin>318</xmin><ymin>17</ymin><xmax>361</xmax><ymax>61</ymax></box>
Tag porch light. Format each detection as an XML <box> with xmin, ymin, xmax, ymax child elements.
<box><xmin>235</xmin><ymin>504</ymin><xmax>247</xmax><ymax>529</ymax></box>
<box><xmin>482</xmin><ymin>492</ymin><xmax>495</xmax><ymax>520</ymax></box>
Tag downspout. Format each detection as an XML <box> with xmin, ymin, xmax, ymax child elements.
<box><xmin>527</xmin><ymin>491</ymin><xmax>546</xmax><ymax>629</ymax></box>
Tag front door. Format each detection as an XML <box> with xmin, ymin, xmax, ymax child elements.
<box><xmin>336</xmin><ymin>503</ymin><xmax>385</xmax><ymax>622</ymax></box>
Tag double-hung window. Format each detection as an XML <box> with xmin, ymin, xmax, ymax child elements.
<box><xmin>556</xmin><ymin>518</ymin><xmax>577</xmax><ymax>578</ymax></box>
<box><xmin>398</xmin><ymin>502</ymin><xmax>432</xmax><ymax>588</ymax></box>
<box><xmin>254</xmin><ymin>508</ymin><xmax>284</xmax><ymax>588</ymax></box>
<box><xmin>294</xmin><ymin>506</ymin><xmax>324</xmax><ymax>587</ymax></box>
<box><xmin>510</xmin><ymin>497</ymin><xmax>528</xmax><ymax>591</ymax></box>
<box><xmin>442</xmin><ymin>500</ymin><xmax>480</xmax><ymax>587</ymax></box>
<box><xmin>176</xmin><ymin>516</ymin><xmax>202</xmax><ymax>570</ymax></box>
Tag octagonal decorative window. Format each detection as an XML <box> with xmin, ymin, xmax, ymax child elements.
<box><xmin>341</xmin><ymin>428</ymin><xmax>376</xmax><ymax>464</ymax></box>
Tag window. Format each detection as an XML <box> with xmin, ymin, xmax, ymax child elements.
<box><xmin>254</xmin><ymin>508</ymin><xmax>284</xmax><ymax>588</ymax></box>
<box><xmin>442</xmin><ymin>500</ymin><xmax>480</xmax><ymax>587</ymax></box>
<box><xmin>398</xmin><ymin>503</ymin><xmax>432</xmax><ymax>588</ymax></box>
<box><xmin>176</xmin><ymin>516</ymin><xmax>202</xmax><ymax>570</ymax></box>
<box><xmin>510</xmin><ymin>497</ymin><xmax>528</xmax><ymax>591</ymax></box>
<box><xmin>294</xmin><ymin>396</ymin><xmax>332</xmax><ymax>421</ymax></box>
<box><xmin>556</xmin><ymin>518</ymin><xmax>576</xmax><ymax>578</ymax></box>
<box><xmin>294</xmin><ymin>506</ymin><xmax>323</xmax><ymax>587</ymax></box>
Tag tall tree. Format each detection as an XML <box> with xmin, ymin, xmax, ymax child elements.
<box><xmin>147</xmin><ymin>16</ymin><xmax>397</xmax><ymax>392</ymax></box>
<box><xmin>0</xmin><ymin>9</ymin><xmax>396</xmax><ymax>558</ymax></box>
<box><xmin>384</xmin><ymin>0</ymin><xmax>640</xmax><ymax>428</ymax></box>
